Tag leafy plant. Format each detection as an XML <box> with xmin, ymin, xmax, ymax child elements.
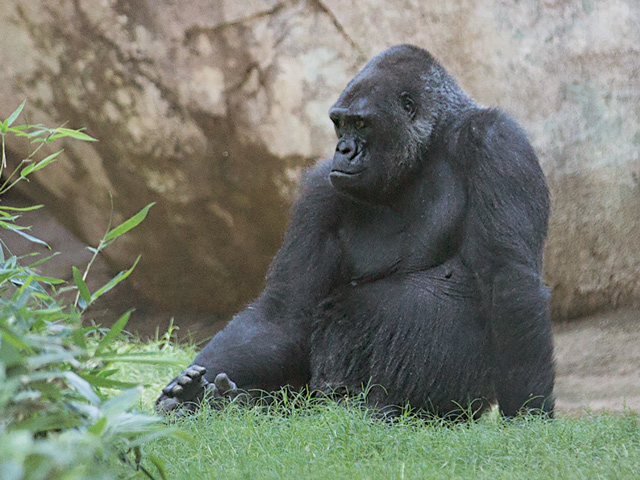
<box><xmin>0</xmin><ymin>101</ymin><xmax>178</xmax><ymax>479</ymax></box>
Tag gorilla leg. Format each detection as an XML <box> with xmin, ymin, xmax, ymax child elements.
<box><xmin>490</xmin><ymin>267</ymin><xmax>555</xmax><ymax>416</ymax></box>
<box><xmin>156</xmin><ymin>315</ymin><xmax>310</xmax><ymax>413</ymax></box>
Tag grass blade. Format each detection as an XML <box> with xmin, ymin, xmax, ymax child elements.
<box><xmin>99</xmin><ymin>354</ymin><xmax>180</xmax><ymax>365</ymax></box>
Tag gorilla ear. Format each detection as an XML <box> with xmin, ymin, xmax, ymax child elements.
<box><xmin>400</xmin><ymin>92</ymin><xmax>417</xmax><ymax>119</ymax></box>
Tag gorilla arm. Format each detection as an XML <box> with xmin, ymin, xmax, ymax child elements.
<box><xmin>157</xmin><ymin>161</ymin><xmax>342</xmax><ymax>410</ymax></box>
<box><xmin>195</xmin><ymin>160</ymin><xmax>343</xmax><ymax>389</ymax></box>
<box><xmin>455</xmin><ymin>109</ymin><xmax>555</xmax><ymax>416</ymax></box>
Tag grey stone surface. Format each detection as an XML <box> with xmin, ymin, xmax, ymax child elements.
<box><xmin>553</xmin><ymin>308</ymin><xmax>640</xmax><ymax>413</ymax></box>
<box><xmin>0</xmin><ymin>0</ymin><xmax>638</xmax><ymax>318</ymax></box>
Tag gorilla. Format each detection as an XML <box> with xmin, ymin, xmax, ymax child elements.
<box><xmin>156</xmin><ymin>45</ymin><xmax>555</xmax><ymax>418</ymax></box>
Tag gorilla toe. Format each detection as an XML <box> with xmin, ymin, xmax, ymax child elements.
<box><xmin>212</xmin><ymin>373</ymin><xmax>239</xmax><ymax>400</ymax></box>
<box><xmin>156</xmin><ymin>364</ymin><xmax>209</xmax><ymax>414</ymax></box>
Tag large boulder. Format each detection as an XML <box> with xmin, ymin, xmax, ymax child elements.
<box><xmin>0</xmin><ymin>0</ymin><xmax>638</xmax><ymax>320</ymax></box>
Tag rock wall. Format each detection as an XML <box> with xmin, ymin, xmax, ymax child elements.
<box><xmin>0</xmin><ymin>0</ymin><xmax>638</xmax><ymax>319</ymax></box>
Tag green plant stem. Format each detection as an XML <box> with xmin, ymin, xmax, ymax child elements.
<box><xmin>1</xmin><ymin>132</ymin><xmax>6</xmax><ymax>171</ymax></box>
<box><xmin>73</xmin><ymin>199</ymin><xmax>115</xmax><ymax>310</ymax></box>
<box><xmin>0</xmin><ymin>129</ymin><xmax>53</xmax><ymax>193</ymax></box>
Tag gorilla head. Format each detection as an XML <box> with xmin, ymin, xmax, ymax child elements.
<box><xmin>328</xmin><ymin>45</ymin><xmax>471</xmax><ymax>202</ymax></box>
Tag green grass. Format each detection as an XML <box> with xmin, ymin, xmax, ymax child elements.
<box><xmin>120</xmin><ymin>338</ymin><xmax>640</xmax><ymax>480</ymax></box>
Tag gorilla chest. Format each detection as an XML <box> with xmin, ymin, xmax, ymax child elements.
<box><xmin>338</xmin><ymin>206</ymin><xmax>407</xmax><ymax>281</ymax></box>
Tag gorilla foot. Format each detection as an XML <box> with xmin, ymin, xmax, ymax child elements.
<box><xmin>155</xmin><ymin>366</ymin><xmax>239</xmax><ymax>414</ymax></box>
<box><xmin>155</xmin><ymin>365</ymin><xmax>210</xmax><ymax>414</ymax></box>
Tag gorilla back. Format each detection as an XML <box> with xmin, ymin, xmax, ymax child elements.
<box><xmin>156</xmin><ymin>44</ymin><xmax>555</xmax><ymax>418</ymax></box>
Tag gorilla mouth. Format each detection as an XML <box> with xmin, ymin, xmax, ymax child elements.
<box><xmin>329</xmin><ymin>169</ymin><xmax>364</xmax><ymax>192</ymax></box>
<box><xmin>330</xmin><ymin>169</ymin><xmax>363</xmax><ymax>178</ymax></box>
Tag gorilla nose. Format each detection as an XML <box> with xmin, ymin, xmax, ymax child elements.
<box><xmin>336</xmin><ymin>139</ymin><xmax>358</xmax><ymax>160</ymax></box>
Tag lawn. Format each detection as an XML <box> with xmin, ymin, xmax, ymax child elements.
<box><xmin>121</xmin><ymin>338</ymin><xmax>640</xmax><ymax>480</ymax></box>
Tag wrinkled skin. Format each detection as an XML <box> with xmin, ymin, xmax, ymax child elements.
<box><xmin>156</xmin><ymin>45</ymin><xmax>555</xmax><ymax>418</ymax></box>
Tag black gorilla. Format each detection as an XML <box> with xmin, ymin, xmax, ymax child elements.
<box><xmin>156</xmin><ymin>45</ymin><xmax>555</xmax><ymax>418</ymax></box>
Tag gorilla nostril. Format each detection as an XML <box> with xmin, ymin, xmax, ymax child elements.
<box><xmin>337</xmin><ymin>139</ymin><xmax>357</xmax><ymax>159</ymax></box>
<box><xmin>337</xmin><ymin>140</ymin><xmax>349</xmax><ymax>153</ymax></box>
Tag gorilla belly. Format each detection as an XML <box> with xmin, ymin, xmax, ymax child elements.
<box><xmin>309</xmin><ymin>257</ymin><xmax>495</xmax><ymax>414</ymax></box>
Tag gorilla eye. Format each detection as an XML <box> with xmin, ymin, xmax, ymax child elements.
<box><xmin>355</xmin><ymin>119</ymin><xmax>366</xmax><ymax>130</ymax></box>
<box><xmin>400</xmin><ymin>92</ymin><xmax>416</xmax><ymax>117</ymax></box>
<box><xmin>330</xmin><ymin>113</ymin><xmax>343</xmax><ymax>130</ymax></box>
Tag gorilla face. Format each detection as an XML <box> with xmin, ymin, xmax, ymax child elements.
<box><xmin>328</xmin><ymin>88</ymin><xmax>421</xmax><ymax>202</ymax></box>
<box><xmin>327</xmin><ymin>46</ymin><xmax>443</xmax><ymax>202</ymax></box>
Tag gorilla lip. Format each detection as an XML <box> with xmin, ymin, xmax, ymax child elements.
<box><xmin>329</xmin><ymin>169</ymin><xmax>364</xmax><ymax>177</ymax></box>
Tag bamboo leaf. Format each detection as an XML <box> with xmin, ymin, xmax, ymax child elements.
<box><xmin>101</xmin><ymin>387</ymin><xmax>142</xmax><ymax>416</ymax></box>
<box><xmin>5</xmin><ymin>100</ymin><xmax>26</xmax><ymax>128</ymax></box>
<box><xmin>48</xmin><ymin>127</ymin><xmax>98</xmax><ymax>142</ymax></box>
<box><xmin>16</xmin><ymin>274</ymin><xmax>65</xmax><ymax>285</ymax></box>
<box><xmin>13</xmin><ymin>412</ymin><xmax>83</xmax><ymax>432</ymax></box>
<box><xmin>21</xmin><ymin>150</ymin><xmax>62</xmax><ymax>177</ymax></box>
<box><xmin>95</xmin><ymin>310</ymin><xmax>132</xmax><ymax>356</ymax></box>
<box><xmin>91</xmin><ymin>256</ymin><xmax>140</xmax><ymax>302</ymax></box>
<box><xmin>24</xmin><ymin>127</ymin><xmax>52</xmax><ymax>138</ymax></box>
<box><xmin>5</xmin><ymin>225</ymin><xmax>50</xmax><ymax>249</ymax></box>
<box><xmin>0</xmin><ymin>220</ymin><xmax>25</xmax><ymax>230</ymax></box>
<box><xmin>64</xmin><ymin>371</ymin><xmax>101</xmax><ymax>405</ymax></box>
<box><xmin>25</xmin><ymin>252</ymin><xmax>60</xmax><ymax>269</ymax></box>
<box><xmin>78</xmin><ymin>372</ymin><xmax>140</xmax><ymax>389</ymax></box>
<box><xmin>88</xmin><ymin>416</ymin><xmax>107</xmax><ymax>435</ymax></box>
<box><xmin>0</xmin><ymin>204</ymin><xmax>44</xmax><ymax>212</ymax></box>
<box><xmin>72</xmin><ymin>327</ymin><xmax>88</xmax><ymax>349</ymax></box>
<box><xmin>0</xmin><ymin>326</ymin><xmax>34</xmax><ymax>353</ymax></box>
<box><xmin>72</xmin><ymin>266</ymin><xmax>92</xmax><ymax>304</ymax></box>
<box><xmin>27</xmin><ymin>351</ymin><xmax>78</xmax><ymax>369</ymax></box>
<box><xmin>6</xmin><ymin>125</ymin><xmax>30</xmax><ymax>135</ymax></box>
<box><xmin>104</xmin><ymin>203</ymin><xmax>155</xmax><ymax>242</ymax></box>
<box><xmin>0</xmin><ymin>332</ymin><xmax>25</xmax><ymax>366</ymax></box>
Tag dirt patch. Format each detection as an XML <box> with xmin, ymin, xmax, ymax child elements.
<box><xmin>553</xmin><ymin>308</ymin><xmax>640</xmax><ymax>414</ymax></box>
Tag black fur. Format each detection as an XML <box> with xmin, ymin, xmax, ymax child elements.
<box><xmin>156</xmin><ymin>45</ymin><xmax>555</xmax><ymax>418</ymax></box>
